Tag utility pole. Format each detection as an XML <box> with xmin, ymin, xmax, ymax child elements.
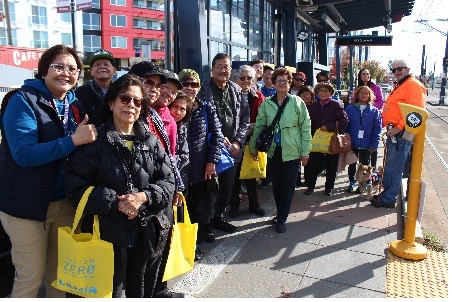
<box><xmin>70</xmin><ymin>0</ymin><xmax>76</xmax><ymax>48</ymax></box>
<box><xmin>421</xmin><ymin>45</ymin><xmax>426</xmax><ymax>82</ymax></box>
<box><xmin>3</xmin><ymin>0</ymin><xmax>12</xmax><ymax>45</ymax></box>
<box><xmin>439</xmin><ymin>33</ymin><xmax>448</xmax><ymax>105</ymax></box>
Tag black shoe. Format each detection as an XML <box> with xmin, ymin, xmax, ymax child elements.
<box><xmin>195</xmin><ymin>248</ymin><xmax>203</xmax><ymax>261</ymax></box>
<box><xmin>276</xmin><ymin>222</ymin><xmax>286</xmax><ymax>233</ymax></box>
<box><xmin>304</xmin><ymin>188</ymin><xmax>314</xmax><ymax>195</ymax></box>
<box><xmin>249</xmin><ymin>206</ymin><xmax>265</xmax><ymax>217</ymax></box>
<box><xmin>210</xmin><ymin>217</ymin><xmax>237</xmax><ymax>233</ymax></box>
<box><xmin>153</xmin><ymin>288</ymin><xmax>185</xmax><ymax>298</ymax></box>
<box><xmin>204</xmin><ymin>227</ymin><xmax>215</xmax><ymax>243</ymax></box>
<box><xmin>228</xmin><ymin>207</ymin><xmax>239</xmax><ymax>218</ymax></box>
<box><xmin>296</xmin><ymin>180</ymin><xmax>303</xmax><ymax>187</ymax></box>
<box><xmin>324</xmin><ymin>189</ymin><xmax>332</xmax><ymax>196</ymax></box>
<box><xmin>370</xmin><ymin>196</ymin><xmax>395</xmax><ymax>208</ymax></box>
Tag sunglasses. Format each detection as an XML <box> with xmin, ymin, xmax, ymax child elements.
<box><xmin>391</xmin><ymin>66</ymin><xmax>407</xmax><ymax>73</ymax></box>
<box><xmin>239</xmin><ymin>76</ymin><xmax>253</xmax><ymax>81</ymax></box>
<box><xmin>294</xmin><ymin>78</ymin><xmax>305</xmax><ymax>82</ymax></box>
<box><xmin>118</xmin><ymin>95</ymin><xmax>142</xmax><ymax>108</ymax></box>
<box><xmin>142</xmin><ymin>79</ymin><xmax>162</xmax><ymax>89</ymax></box>
<box><xmin>181</xmin><ymin>82</ymin><xmax>200</xmax><ymax>88</ymax></box>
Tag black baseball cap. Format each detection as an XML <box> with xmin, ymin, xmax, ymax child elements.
<box><xmin>128</xmin><ymin>61</ymin><xmax>167</xmax><ymax>84</ymax></box>
<box><xmin>89</xmin><ymin>49</ymin><xmax>115</xmax><ymax>67</ymax></box>
<box><xmin>163</xmin><ymin>70</ymin><xmax>182</xmax><ymax>90</ymax></box>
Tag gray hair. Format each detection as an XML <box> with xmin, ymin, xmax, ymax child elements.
<box><xmin>234</xmin><ymin>64</ymin><xmax>256</xmax><ymax>81</ymax></box>
<box><xmin>392</xmin><ymin>59</ymin><xmax>408</xmax><ymax>68</ymax></box>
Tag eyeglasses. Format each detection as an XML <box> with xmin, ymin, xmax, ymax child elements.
<box><xmin>142</xmin><ymin>79</ymin><xmax>162</xmax><ymax>89</ymax></box>
<box><xmin>276</xmin><ymin>80</ymin><xmax>289</xmax><ymax>85</ymax></box>
<box><xmin>391</xmin><ymin>66</ymin><xmax>407</xmax><ymax>73</ymax></box>
<box><xmin>294</xmin><ymin>78</ymin><xmax>305</xmax><ymax>82</ymax></box>
<box><xmin>49</xmin><ymin>63</ymin><xmax>80</xmax><ymax>75</ymax></box>
<box><xmin>181</xmin><ymin>82</ymin><xmax>200</xmax><ymax>88</ymax></box>
<box><xmin>213</xmin><ymin>65</ymin><xmax>231</xmax><ymax>71</ymax></box>
<box><xmin>118</xmin><ymin>94</ymin><xmax>142</xmax><ymax>108</ymax></box>
<box><xmin>318</xmin><ymin>89</ymin><xmax>331</xmax><ymax>94</ymax></box>
<box><xmin>239</xmin><ymin>76</ymin><xmax>253</xmax><ymax>81</ymax></box>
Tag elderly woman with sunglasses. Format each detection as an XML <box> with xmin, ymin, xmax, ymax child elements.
<box><xmin>64</xmin><ymin>74</ymin><xmax>175</xmax><ymax>298</ymax></box>
<box><xmin>228</xmin><ymin>64</ymin><xmax>266</xmax><ymax>218</ymax></box>
<box><xmin>178</xmin><ymin>68</ymin><xmax>224</xmax><ymax>250</ymax></box>
<box><xmin>0</xmin><ymin>44</ymin><xmax>97</xmax><ymax>298</ymax></box>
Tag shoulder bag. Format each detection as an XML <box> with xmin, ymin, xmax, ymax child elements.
<box><xmin>329</xmin><ymin>121</ymin><xmax>352</xmax><ymax>154</ymax></box>
<box><xmin>255</xmin><ymin>95</ymin><xmax>289</xmax><ymax>152</ymax></box>
<box><xmin>203</xmin><ymin>102</ymin><xmax>234</xmax><ymax>174</ymax></box>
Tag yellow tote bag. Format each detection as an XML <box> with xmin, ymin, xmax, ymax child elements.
<box><xmin>311</xmin><ymin>129</ymin><xmax>334</xmax><ymax>153</ymax></box>
<box><xmin>51</xmin><ymin>186</ymin><xmax>114</xmax><ymax>298</ymax></box>
<box><xmin>162</xmin><ymin>194</ymin><xmax>198</xmax><ymax>282</ymax></box>
<box><xmin>240</xmin><ymin>145</ymin><xmax>267</xmax><ymax>179</ymax></box>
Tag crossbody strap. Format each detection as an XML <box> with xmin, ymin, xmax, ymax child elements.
<box><xmin>269</xmin><ymin>95</ymin><xmax>289</xmax><ymax>128</ymax></box>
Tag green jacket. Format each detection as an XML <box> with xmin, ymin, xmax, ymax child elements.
<box><xmin>249</xmin><ymin>94</ymin><xmax>312</xmax><ymax>161</ymax></box>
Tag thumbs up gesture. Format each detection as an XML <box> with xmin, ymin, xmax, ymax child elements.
<box><xmin>71</xmin><ymin>114</ymin><xmax>98</xmax><ymax>146</ymax></box>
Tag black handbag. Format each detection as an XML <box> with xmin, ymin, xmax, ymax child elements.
<box><xmin>255</xmin><ymin>96</ymin><xmax>289</xmax><ymax>152</ymax></box>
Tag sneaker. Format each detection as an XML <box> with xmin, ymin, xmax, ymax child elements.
<box><xmin>258</xmin><ymin>182</ymin><xmax>269</xmax><ymax>189</ymax></box>
<box><xmin>153</xmin><ymin>288</ymin><xmax>185</xmax><ymax>298</ymax></box>
<box><xmin>210</xmin><ymin>216</ymin><xmax>237</xmax><ymax>233</ymax></box>
<box><xmin>195</xmin><ymin>248</ymin><xmax>203</xmax><ymax>261</ymax></box>
<box><xmin>276</xmin><ymin>222</ymin><xmax>286</xmax><ymax>233</ymax></box>
<box><xmin>228</xmin><ymin>207</ymin><xmax>239</xmax><ymax>218</ymax></box>
<box><xmin>346</xmin><ymin>181</ymin><xmax>355</xmax><ymax>193</ymax></box>
<box><xmin>249</xmin><ymin>206</ymin><xmax>265</xmax><ymax>217</ymax></box>
<box><xmin>204</xmin><ymin>226</ymin><xmax>215</xmax><ymax>243</ymax></box>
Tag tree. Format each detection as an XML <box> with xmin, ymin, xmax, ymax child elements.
<box><xmin>356</xmin><ymin>60</ymin><xmax>387</xmax><ymax>83</ymax></box>
<box><xmin>330</xmin><ymin>47</ymin><xmax>351</xmax><ymax>88</ymax></box>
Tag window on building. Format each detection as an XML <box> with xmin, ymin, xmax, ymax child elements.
<box><xmin>249</xmin><ymin>0</ymin><xmax>262</xmax><ymax>50</ymax></box>
<box><xmin>33</xmin><ymin>30</ymin><xmax>48</xmax><ymax>48</ymax></box>
<box><xmin>0</xmin><ymin>30</ymin><xmax>6</xmax><ymax>45</ymax></box>
<box><xmin>133</xmin><ymin>38</ymin><xmax>160</xmax><ymax>50</ymax></box>
<box><xmin>111</xmin><ymin>15</ymin><xmax>126</xmax><ymax>27</ymax></box>
<box><xmin>209</xmin><ymin>0</ymin><xmax>231</xmax><ymax>41</ymax></box>
<box><xmin>31</xmin><ymin>6</ymin><xmax>47</xmax><ymax>26</ymax></box>
<box><xmin>110</xmin><ymin>0</ymin><xmax>126</xmax><ymax>6</ymax></box>
<box><xmin>60</xmin><ymin>12</ymin><xmax>71</xmax><ymax>23</ymax></box>
<box><xmin>61</xmin><ymin>33</ymin><xmax>72</xmax><ymax>47</ymax></box>
<box><xmin>83</xmin><ymin>35</ymin><xmax>101</xmax><ymax>52</ymax></box>
<box><xmin>231</xmin><ymin>0</ymin><xmax>247</xmax><ymax>45</ymax></box>
<box><xmin>7</xmin><ymin>2</ymin><xmax>15</xmax><ymax>23</ymax></box>
<box><xmin>11</xmin><ymin>28</ymin><xmax>17</xmax><ymax>46</ymax></box>
<box><xmin>262</xmin><ymin>1</ymin><xmax>274</xmax><ymax>63</ymax></box>
<box><xmin>91</xmin><ymin>0</ymin><xmax>100</xmax><ymax>9</ymax></box>
<box><xmin>111</xmin><ymin>36</ymin><xmax>127</xmax><ymax>48</ymax></box>
<box><xmin>83</xmin><ymin>13</ymin><xmax>101</xmax><ymax>30</ymax></box>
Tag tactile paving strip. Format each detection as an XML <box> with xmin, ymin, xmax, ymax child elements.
<box><xmin>386</xmin><ymin>250</ymin><xmax>448</xmax><ymax>298</ymax></box>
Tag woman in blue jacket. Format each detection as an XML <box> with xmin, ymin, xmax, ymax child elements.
<box><xmin>344</xmin><ymin>85</ymin><xmax>382</xmax><ymax>192</ymax></box>
<box><xmin>0</xmin><ymin>44</ymin><xmax>97</xmax><ymax>298</ymax></box>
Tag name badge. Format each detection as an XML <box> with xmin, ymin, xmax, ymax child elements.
<box><xmin>358</xmin><ymin>130</ymin><xmax>364</xmax><ymax>138</ymax></box>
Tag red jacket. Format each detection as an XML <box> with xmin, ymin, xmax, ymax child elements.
<box><xmin>248</xmin><ymin>89</ymin><xmax>265</xmax><ymax>123</ymax></box>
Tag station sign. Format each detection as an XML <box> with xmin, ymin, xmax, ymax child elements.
<box><xmin>335</xmin><ymin>36</ymin><xmax>392</xmax><ymax>46</ymax></box>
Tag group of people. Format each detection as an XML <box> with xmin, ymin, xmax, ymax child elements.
<box><xmin>0</xmin><ymin>42</ymin><xmax>425</xmax><ymax>298</ymax></box>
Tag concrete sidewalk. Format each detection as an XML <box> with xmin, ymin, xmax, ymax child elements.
<box><xmin>169</xmin><ymin>143</ymin><xmax>407</xmax><ymax>298</ymax></box>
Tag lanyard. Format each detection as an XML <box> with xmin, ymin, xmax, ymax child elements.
<box><xmin>115</xmin><ymin>139</ymin><xmax>138</xmax><ymax>194</ymax></box>
<box><xmin>53</xmin><ymin>98</ymin><xmax>70</xmax><ymax>135</ymax></box>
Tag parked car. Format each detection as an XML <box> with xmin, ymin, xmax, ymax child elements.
<box><xmin>380</xmin><ymin>83</ymin><xmax>392</xmax><ymax>93</ymax></box>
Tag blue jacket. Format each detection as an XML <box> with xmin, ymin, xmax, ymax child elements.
<box><xmin>345</xmin><ymin>103</ymin><xmax>382</xmax><ymax>150</ymax></box>
<box><xmin>0</xmin><ymin>79</ymin><xmax>82</xmax><ymax>221</ymax></box>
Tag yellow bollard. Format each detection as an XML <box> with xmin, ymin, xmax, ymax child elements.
<box><xmin>388</xmin><ymin>103</ymin><xmax>429</xmax><ymax>260</ymax></box>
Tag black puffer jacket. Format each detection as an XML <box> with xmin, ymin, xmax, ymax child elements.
<box><xmin>64</xmin><ymin>118</ymin><xmax>175</xmax><ymax>248</ymax></box>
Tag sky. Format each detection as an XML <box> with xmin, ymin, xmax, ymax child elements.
<box><xmin>363</xmin><ymin>0</ymin><xmax>448</xmax><ymax>76</ymax></box>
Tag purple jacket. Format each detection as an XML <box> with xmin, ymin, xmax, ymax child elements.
<box><xmin>307</xmin><ymin>99</ymin><xmax>349</xmax><ymax>136</ymax></box>
<box><xmin>369</xmin><ymin>82</ymin><xmax>384</xmax><ymax>110</ymax></box>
